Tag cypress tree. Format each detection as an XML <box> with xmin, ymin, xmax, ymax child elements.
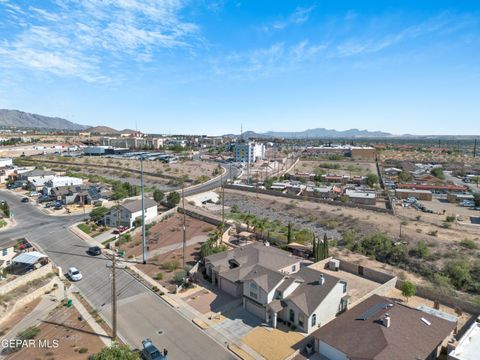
<box><xmin>287</xmin><ymin>222</ymin><xmax>292</xmax><ymax>244</ymax></box>
<box><xmin>323</xmin><ymin>233</ymin><xmax>329</xmax><ymax>258</ymax></box>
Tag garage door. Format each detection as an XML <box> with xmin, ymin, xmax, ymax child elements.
<box><xmin>220</xmin><ymin>278</ymin><xmax>239</xmax><ymax>297</ymax></box>
<box><xmin>245</xmin><ymin>299</ymin><xmax>266</xmax><ymax>320</ymax></box>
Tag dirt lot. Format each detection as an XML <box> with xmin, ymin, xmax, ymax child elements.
<box><xmin>137</xmin><ymin>243</ymin><xmax>204</xmax><ymax>292</ymax></box>
<box><xmin>219</xmin><ymin>189</ymin><xmax>480</xmax><ymax>301</ymax></box>
<box><xmin>379</xmin><ymin>149</ymin><xmax>480</xmax><ymax>166</ymax></box>
<box><xmin>6</xmin><ymin>303</ymin><xmax>105</xmax><ymax>360</ymax></box>
<box><xmin>117</xmin><ymin>214</ymin><xmax>213</xmax><ymax>258</ymax></box>
<box><xmin>0</xmin><ymin>298</ymin><xmax>41</xmax><ymax>337</ymax></box>
<box><xmin>294</xmin><ymin>159</ymin><xmax>376</xmax><ymax>176</ymax></box>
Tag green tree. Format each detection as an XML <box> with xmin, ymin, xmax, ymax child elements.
<box><xmin>401</xmin><ymin>281</ymin><xmax>416</xmax><ymax>302</ymax></box>
<box><xmin>312</xmin><ymin>233</ymin><xmax>317</xmax><ymax>259</ymax></box>
<box><xmin>166</xmin><ymin>191</ymin><xmax>181</xmax><ymax>208</ymax></box>
<box><xmin>254</xmin><ymin>218</ymin><xmax>267</xmax><ymax>239</ymax></box>
<box><xmin>366</xmin><ymin>173</ymin><xmax>379</xmax><ymax>187</ymax></box>
<box><xmin>409</xmin><ymin>240</ymin><xmax>430</xmax><ymax>259</ymax></box>
<box><xmin>323</xmin><ymin>233</ymin><xmax>329</xmax><ymax>258</ymax></box>
<box><xmin>474</xmin><ymin>193</ymin><xmax>480</xmax><ymax>207</ymax></box>
<box><xmin>243</xmin><ymin>212</ymin><xmax>255</xmax><ymax>231</ymax></box>
<box><xmin>397</xmin><ymin>171</ymin><xmax>413</xmax><ymax>183</ymax></box>
<box><xmin>287</xmin><ymin>222</ymin><xmax>292</xmax><ymax>244</ymax></box>
<box><xmin>264</xmin><ymin>177</ymin><xmax>274</xmax><ymax>189</ymax></box>
<box><xmin>90</xmin><ymin>343</ymin><xmax>141</xmax><ymax>360</ymax></box>
<box><xmin>89</xmin><ymin>206</ymin><xmax>109</xmax><ymax>223</ymax></box>
<box><xmin>444</xmin><ymin>260</ymin><xmax>472</xmax><ymax>290</ymax></box>
<box><xmin>153</xmin><ymin>189</ymin><xmax>165</xmax><ymax>203</ymax></box>
<box><xmin>431</xmin><ymin>167</ymin><xmax>445</xmax><ymax>180</ymax></box>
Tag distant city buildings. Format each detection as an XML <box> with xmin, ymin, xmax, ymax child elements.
<box><xmin>234</xmin><ymin>142</ymin><xmax>265</xmax><ymax>163</ymax></box>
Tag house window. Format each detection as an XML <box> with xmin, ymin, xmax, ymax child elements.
<box><xmin>338</xmin><ymin>298</ymin><xmax>348</xmax><ymax>314</ymax></box>
<box><xmin>289</xmin><ymin>309</ymin><xmax>295</xmax><ymax>322</ymax></box>
<box><xmin>298</xmin><ymin>314</ymin><xmax>304</xmax><ymax>328</ymax></box>
<box><xmin>2</xmin><ymin>248</ymin><xmax>7</xmax><ymax>256</ymax></box>
<box><xmin>250</xmin><ymin>283</ymin><xmax>258</xmax><ymax>299</ymax></box>
<box><xmin>311</xmin><ymin>314</ymin><xmax>317</xmax><ymax>327</ymax></box>
<box><xmin>292</xmin><ymin>265</ymin><xmax>296</xmax><ymax>272</ymax></box>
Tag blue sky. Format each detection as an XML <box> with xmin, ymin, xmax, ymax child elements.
<box><xmin>0</xmin><ymin>0</ymin><xmax>479</xmax><ymax>135</ymax></box>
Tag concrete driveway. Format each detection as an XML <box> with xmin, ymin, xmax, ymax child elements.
<box><xmin>213</xmin><ymin>307</ymin><xmax>263</xmax><ymax>340</ymax></box>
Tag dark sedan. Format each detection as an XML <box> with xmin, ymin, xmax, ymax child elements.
<box><xmin>87</xmin><ymin>246</ymin><xmax>102</xmax><ymax>256</ymax></box>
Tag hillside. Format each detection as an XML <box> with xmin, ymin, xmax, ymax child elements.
<box><xmin>86</xmin><ymin>126</ymin><xmax>120</xmax><ymax>134</ymax></box>
<box><xmin>0</xmin><ymin>109</ymin><xmax>88</xmax><ymax>130</ymax></box>
<box><xmin>230</xmin><ymin>128</ymin><xmax>393</xmax><ymax>139</ymax></box>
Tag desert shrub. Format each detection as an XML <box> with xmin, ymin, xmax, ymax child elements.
<box><xmin>459</xmin><ymin>239</ymin><xmax>478</xmax><ymax>250</ymax></box>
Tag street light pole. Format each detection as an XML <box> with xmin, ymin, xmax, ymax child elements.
<box><xmin>141</xmin><ymin>156</ymin><xmax>147</xmax><ymax>264</ymax></box>
<box><xmin>111</xmin><ymin>253</ymin><xmax>117</xmax><ymax>341</ymax></box>
<box><xmin>182</xmin><ymin>183</ymin><xmax>186</xmax><ymax>269</ymax></box>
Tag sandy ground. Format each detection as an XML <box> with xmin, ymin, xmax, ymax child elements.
<box><xmin>294</xmin><ymin>160</ymin><xmax>376</xmax><ymax>176</ymax></box>
<box><xmin>5</xmin><ymin>304</ymin><xmax>105</xmax><ymax>360</ymax></box>
<box><xmin>379</xmin><ymin>149</ymin><xmax>480</xmax><ymax>165</ymax></box>
<box><xmin>242</xmin><ymin>327</ymin><xmax>304</xmax><ymax>360</ymax></box>
<box><xmin>119</xmin><ymin>214</ymin><xmax>214</xmax><ymax>258</ymax></box>
<box><xmin>221</xmin><ymin>189</ymin><xmax>480</xmax><ymax>298</ymax></box>
<box><xmin>137</xmin><ymin>243</ymin><xmax>203</xmax><ymax>292</ymax></box>
<box><xmin>0</xmin><ymin>298</ymin><xmax>41</xmax><ymax>337</ymax></box>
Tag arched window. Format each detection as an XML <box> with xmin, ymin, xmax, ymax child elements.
<box><xmin>311</xmin><ymin>314</ymin><xmax>317</xmax><ymax>327</ymax></box>
<box><xmin>289</xmin><ymin>309</ymin><xmax>295</xmax><ymax>322</ymax></box>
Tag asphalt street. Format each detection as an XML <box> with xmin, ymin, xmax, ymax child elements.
<box><xmin>0</xmin><ymin>190</ymin><xmax>236</xmax><ymax>360</ymax></box>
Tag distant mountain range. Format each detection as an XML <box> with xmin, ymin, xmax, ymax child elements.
<box><xmin>0</xmin><ymin>109</ymin><xmax>89</xmax><ymax>131</ymax></box>
<box><xmin>230</xmin><ymin>128</ymin><xmax>393</xmax><ymax>139</ymax></box>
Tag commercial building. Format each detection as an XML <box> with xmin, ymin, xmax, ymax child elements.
<box><xmin>303</xmin><ymin>145</ymin><xmax>376</xmax><ymax>161</ymax></box>
<box><xmin>395</xmin><ymin>189</ymin><xmax>433</xmax><ymax>201</ymax></box>
<box><xmin>312</xmin><ymin>294</ymin><xmax>456</xmax><ymax>360</ymax></box>
<box><xmin>234</xmin><ymin>142</ymin><xmax>265</xmax><ymax>163</ymax></box>
<box><xmin>446</xmin><ymin>193</ymin><xmax>475</xmax><ymax>204</ymax></box>
<box><xmin>345</xmin><ymin>189</ymin><xmax>377</xmax><ymax>206</ymax></box>
<box><xmin>43</xmin><ymin>176</ymin><xmax>83</xmax><ymax>194</ymax></box>
<box><xmin>205</xmin><ymin>243</ymin><xmax>348</xmax><ymax>334</ymax></box>
<box><xmin>83</xmin><ymin>146</ymin><xmax>129</xmax><ymax>156</ymax></box>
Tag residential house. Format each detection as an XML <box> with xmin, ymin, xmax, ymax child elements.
<box><xmin>312</xmin><ymin>294</ymin><xmax>457</xmax><ymax>360</ymax></box>
<box><xmin>345</xmin><ymin>189</ymin><xmax>377</xmax><ymax>206</ymax></box>
<box><xmin>0</xmin><ymin>239</ymin><xmax>17</xmax><ymax>269</ymax></box>
<box><xmin>448</xmin><ymin>319</ymin><xmax>480</xmax><ymax>360</ymax></box>
<box><xmin>20</xmin><ymin>169</ymin><xmax>56</xmax><ymax>191</ymax></box>
<box><xmin>43</xmin><ymin>176</ymin><xmax>84</xmax><ymax>195</ymax></box>
<box><xmin>50</xmin><ymin>185</ymin><xmax>91</xmax><ymax>205</ymax></box>
<box><xmin>205</xmin><ymin>243</ymin><xmax>347</xmax><ymax>334</ymax></box>
<box><xmin>104</xmin><ymin>197</ymin><xmax>158</xmax><ymax>228</ymax></box>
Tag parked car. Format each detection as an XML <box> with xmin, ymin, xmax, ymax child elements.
<box><xmin>30</xmin><ymin>191</ymin><xmax>39</xmax><ymax>197</ymax></box>
<box><xmin>67</xmin><ymin>267</ymin><xmax>82</xmax><ymax>281</ymax></box>
<box><xmin>53</xmin><ymin>204</ymin><xmax>63</xmax><ymax>210</ymax></box>
<box><xmin>141</xmin><ymin>339</ymin><xmax>167</xmax><ymax>360</ymax></box>
<box><xmin>21</xmin><ymin>197</ymin><xmax>29</xmax><ymax>203</ymax></box>
<box><xmin>87</xmin><ymin>246</ymin><xmax>102</xmax><ymax>256</ymax></box>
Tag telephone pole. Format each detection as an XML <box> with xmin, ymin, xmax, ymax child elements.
<box><xmin>111</xmin><ymin>254</ymin><xmax>117</xmax><ymax>341</ymax></box>
<box><xmin>221</xmin><ymin>172</ymin><xmax>225</xmax><ymax>225</ymax></box>
<box><xmin>182</xmin><ymin>183</ymin><xmax>186</xmax><ymax>269</ymax></box>
<box><xmin>141</xmin><ymin>156</ymin><xmax>147</xmax><ymax>264</ymax></box>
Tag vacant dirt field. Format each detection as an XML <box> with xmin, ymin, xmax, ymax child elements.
<box><xmin>137</xmin><ymin>243</ymin><xmax>203</xmax><ymax>292</ymax></box>
<box><xmin>118</xmin><ymin>214</ymin><xmax>214</xmax><ymax>258</ymax></box>
<box><xmin>294</xmin><ymin>159</ymin><xmax>376</xmax><ymax>176</ymax></box>
<box><xmin>220</xmin><ymin>189</ymin><xmax>480</xmax><ymax>301</ymax></box>
<box><xmin>6</xmin><ymin>304</ymin><xmax>105</xmax><ymax>360</ymax></box>
<box><xmin>379</xmin><ymin>149</ymin><xmax>480</xmax><ymax>165</ymax></box>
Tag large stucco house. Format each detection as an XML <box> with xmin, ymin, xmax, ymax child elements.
<box><xmin>205</xmin><ymin>243</ymin><xmax>348</xmax><ymax>333</ymax></box>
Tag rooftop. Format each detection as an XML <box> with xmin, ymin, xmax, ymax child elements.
<box><xmin>120</xmin><ymin>197</ymin><xmax>157</xmax><ymax>213</ymax></box>
<box><xmin>312</xmin><ymin>294</ymin><xmax>456</xmax><ymax>360</ymax></box>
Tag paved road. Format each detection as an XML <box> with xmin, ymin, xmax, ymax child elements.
<box><xmin>445</xmin><ymin>171</ymin><xmax>479</xmax><ymax>194</ymax></box>
<box><xmin>183</xmin><ymin>163</ymin><xmax>241</xmax><ymax>197</ymax></box>
<box><xmin>0</xmin><ymin>190</ymin><xmax>235</xmax><ymax>360</ymax></box>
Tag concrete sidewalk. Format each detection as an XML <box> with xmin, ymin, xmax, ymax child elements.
<box><xmin>128</xmin><ymin>264</ymin><xmax>264</xmax><ymax>360</ymax></box>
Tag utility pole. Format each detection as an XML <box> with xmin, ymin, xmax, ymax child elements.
<box><xmin>141</xmin><ymin>156</ymin><xmax>147</xmax><ymax>264</ymax></box>
<box><xmin>221</xmin><ymin>172</ymin><xmax>225</xmax><ymax>225</ymax></box>
<box><xmin>111</xmin><ymin>253</ymin><xmax>117</xmax><ymax>341</ymax></box>
<box><xmin>182</xmin><ymin>183</ymin><xmax>186</xmax><ymax>269</ymax></box>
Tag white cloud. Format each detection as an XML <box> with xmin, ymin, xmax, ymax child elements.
<box><xmin>266</xmin><ymin>5</ymin><xmax>316</xmax><ymax>31</ymax></box>
<box><xmin>0</xmin><ymin>0</ymin><xmax>199</xmax><ymax>82</ymax></box>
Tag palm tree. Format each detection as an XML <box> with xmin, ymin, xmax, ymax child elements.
<box><xmin>244</xmin><ymin>213</ymin><xmax>255</xmax><ymax>232</ymax></box>
<box><xmin>254</xmin><ymin>218</ymin><xmax>267</xmax><ymax>239</ymax></box>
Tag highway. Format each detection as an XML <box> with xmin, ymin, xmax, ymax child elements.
<box><xmin>0</xmin><ymin>190</ymin><xmax>235</xmax><ymax>360</ymax></box>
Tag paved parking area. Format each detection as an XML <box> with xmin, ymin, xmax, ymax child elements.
<box><xmin>184</xmin><ymin>288</ymin><xmax>237</xmax><ymax>314</ymax></box>
<box><xmin>213</xmin><ymin>307</ymin><xmax>262</xmax><ymax>340</ymax></box>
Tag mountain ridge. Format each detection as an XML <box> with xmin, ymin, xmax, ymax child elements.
<box><xmin>0</xmin><ymin>109</ymin><xmax>88</xmax><ymax>131</ymax></box>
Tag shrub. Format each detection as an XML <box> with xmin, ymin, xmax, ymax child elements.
<box><xmin>459</xmin><ymin>239</ymin><xmax>478</xmax><ymax>250</ymax></box>
<box><xmin>163</xmin><ymin>261</ymin><xmax>180</xmax><ymax>272</ymax></box>
<box><xmin>173</xmin><ymin>270</ymin><xmax>187</xmax><ymax>285</ymax></box>
<box><xmin>155</xmin><ymin>272</ymin><xmax>164</xmax><ymax>280</ymax></box>
<box><xmin>428</xmin><ymin>230</ymin><xmax>438</xmax><ymax>237</ymax></box>
<box><xmin>79</xmin><ymin>348</ymin><xmax>88</xmax><ymax>354</ymax></box>
<box><xmin>446</xmin><ymin>215</ymin><xmax>456</xmax><ymax>223</ymax></box>
<box><xmin>442</xmin><ymin>222</ymin><xmax>451</xmax><ymax>229</ymax></box>
<box><xmin>444</xmin><ymin>260</ymin><xmax>472</xmax><ymax>290</ymax></box>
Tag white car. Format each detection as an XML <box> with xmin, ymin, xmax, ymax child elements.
<box><xmin>67</xmin><ymin>267</ymin><xmax>82</xmax><ymax>281</ymax></box>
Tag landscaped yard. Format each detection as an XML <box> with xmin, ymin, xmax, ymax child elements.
<box><xmin>242</xmin><ymin>326</ymin><xmax>304</xmax><ymax>360</ymax></box>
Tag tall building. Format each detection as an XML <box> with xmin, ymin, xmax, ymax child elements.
<box><xmin>234</xmin><ymin>142</ymin><xmax>265</xmax><ymax>163</ymax></box>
